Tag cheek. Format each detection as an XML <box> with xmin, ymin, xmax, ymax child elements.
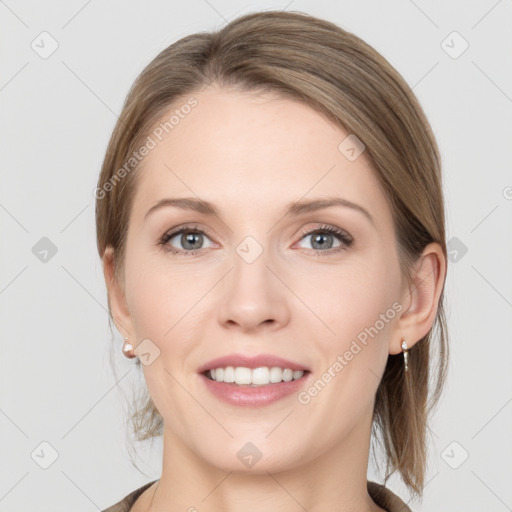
<box><xmin>123</xmin><ymin>261</ymin><xmax>202</xmax><ymax>419</ymax></box>
<box><xmin>307</xmin><ymin>257</ymin><xmax>401</xmax><ymax>366</ymax></box>
<box><xmin>124</xmin><ymin>252</ymin><xmax>205</xmax><ymax>341</ymax></box>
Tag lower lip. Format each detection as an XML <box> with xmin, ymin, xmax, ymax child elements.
<box><xmin>199</xmin><ymin>372</ymin><xmax>311</xmax><ymax>407</ymax></box>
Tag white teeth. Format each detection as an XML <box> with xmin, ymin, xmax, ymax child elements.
<box><xmin>252</xmin><ymin>367</ymin><xmax>270</xmax><ymax>385</ymax></box>
<box><xmin>234</xmin><ymin>367</ymin><xmax>252</xmax><ymax>385</ymax></box>
<box><xmin>269</xmin><ymin>367</ymin><xmax>282</xmax><ymax>383</ymax></box>
<box><xmin>208</xmin><ymin>366</ymin><xmax>305</xmax><ymax>386</ymax></box>
<box><xmin>223</xmin><ymin>366</ymin><xmax>235</xmax><ymax>383</ymax></box>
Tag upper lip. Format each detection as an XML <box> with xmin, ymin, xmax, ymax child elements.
<box><xmin>197</xmin><ymin>353</ymin><xmax>310</xmax><ymax>373</ymax></box>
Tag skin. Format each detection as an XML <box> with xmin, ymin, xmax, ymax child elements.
<box><xmin>103</xmin><ymin>84</ymin><xmax>446</xmax><ymax>512</ymax></box>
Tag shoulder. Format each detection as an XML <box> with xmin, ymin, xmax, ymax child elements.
<box><xmin>367</xmin><ymin>480</ymin><xmax>413</xmax><ymax>512</ymax></box>
<box><xmin>101</xmin><ymin>480</ymin><xmax>158</xmax><ymax>512</ymax></box>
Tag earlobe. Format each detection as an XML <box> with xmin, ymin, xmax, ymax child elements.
<box><xmin>102</xmin><ymin>246</ymin><xmax>134</xmax><ymax>340</ymax></box>
<box><xmin>390</xmin><ymin>242</ymin><xmax>446</xmax><ymax>355</ymax></box>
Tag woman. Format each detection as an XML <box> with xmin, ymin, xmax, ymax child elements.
<box><xmin>97</xmin><ymin>10</ymin><xmax>448</xmax><ymax>512</ymax></box>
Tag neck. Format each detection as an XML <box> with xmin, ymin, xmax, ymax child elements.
<box><xmin>146</xmin><ymin>409</ymin><xmax>384</xmax><ymax>512</ymax></box>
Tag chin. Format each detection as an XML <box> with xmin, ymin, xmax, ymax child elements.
<box><xmin>196</xmin><ymin>439</ymin><xmax>306</xmax><ymax>475</ymax></box>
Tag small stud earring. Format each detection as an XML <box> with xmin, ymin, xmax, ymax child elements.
<box><xmin>122</xmin><ymin>337</ymin><xmax>136</xmax><ymax>359</ymax></box>
<box><xmin>401</xmin><ymin>338</ymin><xmax>409</xmax><ymax>372</ymax></box>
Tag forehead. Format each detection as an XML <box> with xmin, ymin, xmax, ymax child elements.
<box><xmin>130</xmin><ymin>86</ymin><xmax>391</xmax><ymax>227</ymax></box>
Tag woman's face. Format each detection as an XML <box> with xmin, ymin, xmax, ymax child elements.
<box><xmin>114</xmin><ymin>85</ymin><xmax>410</xmax><ymax>472</ymax></box>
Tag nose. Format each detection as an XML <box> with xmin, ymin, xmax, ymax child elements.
<box><xmin>217</xmin><ymin>245</ymin><xmax>291</xmax><ymax>333</ymax></box>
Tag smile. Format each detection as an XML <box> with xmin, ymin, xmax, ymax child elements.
<box><xmin>205</xmin><ymin>366</ymin><xmax>306</xmax><ymax>386</ymax></box>
<box><xmin>199</xmin><ymin>368</ymin><xmax>311</xmax><ymax>407</ymax></box>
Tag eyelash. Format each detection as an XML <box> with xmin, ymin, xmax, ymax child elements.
<box><xmin>158</xmin><ymin>223</ymin><xmax>353</xmax><ymax>257</ymax></box>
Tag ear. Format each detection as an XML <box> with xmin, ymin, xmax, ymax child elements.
<box><xmin>102</xmin><ymin>246</ymin><xmax>135</xmax><ymax>340</ymax></box>
<box><xmin>390</xmin><ymin>242</ymin><xmax>447</xmax><ymax>355</ymax></box>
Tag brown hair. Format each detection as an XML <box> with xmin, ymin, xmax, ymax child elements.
<box><xmin>96</xmin><ymin>10</ymin><xmax>448</xmax><ymax>498</ymax></box>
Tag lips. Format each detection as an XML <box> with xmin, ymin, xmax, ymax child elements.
<box><xmin>197</xmin><ymin>353</ymin><xmax>310</xmax><ymax>374</ymax></box>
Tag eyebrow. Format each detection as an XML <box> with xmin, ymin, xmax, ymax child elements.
<box><xmin>144</xmin><ymin>197</ymin><xmax>374</xmax><ymax>225</ymax></box>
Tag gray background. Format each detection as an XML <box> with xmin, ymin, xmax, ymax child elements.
<box><xmin>1</xmin><ymin>0</ymin><xmax>511</xmax><ymax>510</ymax></box>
